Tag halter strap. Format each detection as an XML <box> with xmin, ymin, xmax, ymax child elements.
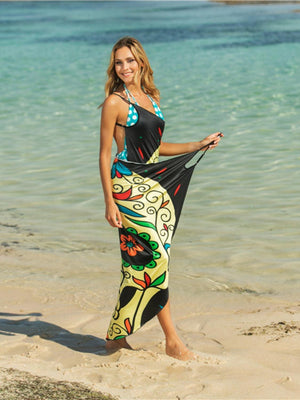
<box><xmin>123</xmin><ymin>84</ymin><xmax>154</xmax><ymax>106</ymax></box>
<box><xmin>124</xmin><ymin>84</ymin><xmax>137</xmax><ymax>104</ymax></box>
<box><xmin>112</xmin><ymin>92</ymin><xmax>131</xmax><ymax>105</ymax></box>
<box><xmin>194</xmin><ymin>139</ymin><xmax>220</xmax><ymax>166</ymax></box>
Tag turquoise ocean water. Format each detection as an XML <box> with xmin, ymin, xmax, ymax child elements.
<box><xmin>1</xmin><ymin>1</ymin><xmax>299</xmax><ymax>298</ymax></box>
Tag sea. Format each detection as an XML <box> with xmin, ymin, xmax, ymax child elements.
<box><xmin>1</xmin><ymin>1</ymin><xmax>299</xmax><ymax>301</ymax></box>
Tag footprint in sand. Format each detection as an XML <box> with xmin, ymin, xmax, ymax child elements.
<box><xmin>277</xmin><ymin>376</ymin><xmax>292</xmax><ymax>385</ymax></box>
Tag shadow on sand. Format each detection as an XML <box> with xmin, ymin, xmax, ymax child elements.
<box><xmin>0</xmin><ymin>312</ymin><xmax>107</xmax><ymax>355</ymax></box>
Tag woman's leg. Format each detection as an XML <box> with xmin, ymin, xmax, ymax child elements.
<box><xmin>157</xmin><ymin>299</ymin><xmax>195</xmax><ymax>360</ymax></box>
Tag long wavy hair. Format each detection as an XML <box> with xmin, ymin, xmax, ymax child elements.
<box><xmin>104</xmin><ymin>36</ymin><xmax>160</xmax><ymax>101</ymax></box>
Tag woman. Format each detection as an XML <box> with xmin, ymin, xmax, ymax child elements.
<box><xmin>99</xmin><ymin>37</ymin><xmax>223</xmax><ymax>361</ymax></box>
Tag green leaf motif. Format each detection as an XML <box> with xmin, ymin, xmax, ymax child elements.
<box><xmin>145</xmin><ymin>260</ymin><xmax>157</xmax><ymax>269</ymax></box>
<box><xmin>126</xmin><ymin>217</ymin><xmax>157</xmax><ymax>231</ymax></box>
<box><xmin>140</xmin><ymin>232</ymin><xmax>150</xmax><ymax>241</ymax></box>
<box><xmin>150</xmin><ymin>272</ymin><xmax>166</xmax><ymax>287</ymax></box>
<box><xmin>114</xmin><ymin>335</ymin><xmax>126</xmax><ymax>340</ymax></box>
<box><xmin>149</xmin><ymin>241</ymin><xmax>159</xmax><ymax>250</ymax></box>
<box><xmin>122</xmin><ymin>260</ymin><xmax>130</xmax><ymax>268</ymax></box>
<box><xmin>132</xmin><ymin>264</ymin><xmax>144</xmax><ymax>271</ymax></box>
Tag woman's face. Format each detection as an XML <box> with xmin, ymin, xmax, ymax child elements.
<box><xmin>114</xmin><ymin>46</ymin><xmax>140</xmax><ymax>85</ymax></box>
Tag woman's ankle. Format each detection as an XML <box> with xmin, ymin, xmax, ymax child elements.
<box><xmin>105</xmin><ymin>337</ymin><xmax>132</xmax><ymax>351</ymax></box>
<box><xmin>165</xmin><ymin>336</ymin><xmax>195</xmax><ymax>361</ymax></box>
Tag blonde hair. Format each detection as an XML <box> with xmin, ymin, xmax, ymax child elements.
<box><xmin>104</xmin><ymin>36</ymin><xmax>160</xmax><ymax>101</ymax></box>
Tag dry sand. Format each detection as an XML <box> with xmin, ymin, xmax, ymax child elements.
<box><xmin>0</xmin><ymin>246</ymin><xmax>300</xmax><ymax>400</ymax></box>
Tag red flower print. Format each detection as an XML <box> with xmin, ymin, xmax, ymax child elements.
<box><xmin>138</xmin><ymin>147</ymin><xmax>144</xmax><ymax>160</ymax></box>
<box><xmin>132</xmin><ymin>271</ymin><xmax>166</xmax><ymax>290</ymax></box>
<box><xmin>174</xmin><ymin>184</ymin><xmax>181</xmax><ymax>196</ymax></box>
<box><xmin>133</xmin><ymin>272</ymin><xmax>151</xmax><ymax>289</ymax></box>
<box><xmin>113</xmin><ymin>187</ymin><xmax>143</xmax><ymax>201</ymax></box>
<box><xmin>124</xmin><ymin>318</ymin><xmax>132</xmax><ymax>334</ymax></box>
<box><xmin>161</xmin><ymin>200</ymin><xmax>169</xmax><ymax>208</ymax></box>
<box><xmin>120</xmin><ymin>234</ymin><xmax>144</xmax><ymax>257</ymax></box>
<box><xmin>113</xmin><ymin>188</ymin><xmax>133</xmax><ymax>200</ymax></box>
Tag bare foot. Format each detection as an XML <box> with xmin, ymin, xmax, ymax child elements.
<box><xmin>105</xmin><ymin>337</ymin><xmax>132</xmax><ymax>353</ymax></box>
<box><xmin>166</xmin><ymin>338</ymin><xmax>196</xmax><ymax>361</ymax></box>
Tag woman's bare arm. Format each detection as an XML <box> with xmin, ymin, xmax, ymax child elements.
<box><xmin>159</xmin><ymin>132</ymin><xmax>223</xmax><ymax>156</ymax></box>
<box><xmin>99</xmin><ymin>96</ymin><xmax>123</xmax><ymax>228</ymax></box>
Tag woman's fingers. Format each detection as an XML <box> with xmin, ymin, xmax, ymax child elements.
<box><xmin>212</xmin><ymin>132</ymin><xmax>223</xmax><ymax>140</ymax></box>
<box><xmin>106</xmin><ymin>207</ymin><xmax>123</xmax><ymax>228</ymax></box>
<box><xmin>108</xmin><ymin>216</ymin><xmax>122</xmax><ymax>228</ymax></box>
<box><xmin>208</xmin><ymin>132</ymin><xmax>223</xmax><ymax>149</ymax></box>
<box><xmin>115</xmin><ymin>210</ymin><xmax>123</xmax><ymax>228</ymax></box>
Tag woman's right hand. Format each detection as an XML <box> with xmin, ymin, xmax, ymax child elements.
<box><xmin>105</xmin><ymin>201</ymin><xmax>123</xmax><ymax>228</ymax></box>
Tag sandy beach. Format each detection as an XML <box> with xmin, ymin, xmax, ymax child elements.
<box><xmin>1</xmin><ymin>246</ymin><xmax>299</xmax><ymax>400</ymax></box>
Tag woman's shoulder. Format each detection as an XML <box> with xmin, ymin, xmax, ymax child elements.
<box><xmin>103</xmin><ymin>92</ymin><xmax>126</xmax><ymax>109</ymax></box>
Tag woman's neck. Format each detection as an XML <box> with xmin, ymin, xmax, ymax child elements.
<box><xmin>123</xmin><ymin>82</ymin><xmax>143</xmax><ymax>96</ymax></box>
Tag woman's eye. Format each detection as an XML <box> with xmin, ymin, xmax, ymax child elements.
<box><xmin>115</xmin><ymin>61</ymin><xmax>122</xmax><ymax>66</ymax></box>
<box><xmin>128</xmin><ymin>59</ymin><xmax>135</xmax><ymax>63</ymax></box>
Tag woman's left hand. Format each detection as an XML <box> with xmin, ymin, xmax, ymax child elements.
<box><xmin>198</xmin><ymin>132</ymin><xmax>224</xmax><ymax>151</ymax></box>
